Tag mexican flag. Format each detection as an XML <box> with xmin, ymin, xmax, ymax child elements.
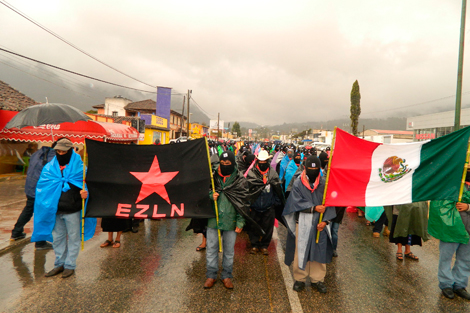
<box><xmin>323</xmin><ymin>127</ymin><xmax>470</xmax><ymax>207</ymax></box>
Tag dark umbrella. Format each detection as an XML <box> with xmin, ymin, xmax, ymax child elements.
<box><xmin>5</xmin><ymin>103</ymin><xmax>91</xmax><ymax>129</ymax></box>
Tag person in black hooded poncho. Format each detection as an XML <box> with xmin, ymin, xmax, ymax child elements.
<box><xmin>245</xmin><ymin>150</ymin><xmax>284</xmax><ymax>255</ymax></box>
<box><xmin>282</xmin><ymin>155</ymin><xmax>336</xmax><ymax>294</ymax></box>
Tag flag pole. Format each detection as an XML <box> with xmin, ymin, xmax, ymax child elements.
<box><xmin>205</xmin><ymin>137</ymin><xmax>222</xmax><ymax>252</ymax></box>
<box><xmin>81</xmin><ymin>141</ymin><xmax>87</xmax><ymax>251</ymax></box>
<box><xmin>458</xmin><ymin>140</ymin><xmax>470</xmax><ymax>201</ymax></box>
<box><xmin>316</xmin><ymin>126</ymin><xmax>337</xmax><ymax>243</ymax></box>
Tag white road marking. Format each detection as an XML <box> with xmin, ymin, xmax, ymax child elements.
<box><xmin>273</xmin><ymin>227</ymin><xmax>303</xmax><ymax>313</ymax></box>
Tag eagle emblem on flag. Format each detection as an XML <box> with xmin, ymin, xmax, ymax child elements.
<box><xmin>378</xmin><ymin>156</ymin><xmax>412</xmax><ymax>183</ymax></box>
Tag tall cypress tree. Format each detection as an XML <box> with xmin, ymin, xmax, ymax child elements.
<box><xmin>350</xmin><ymin>80</ymin><xmax>361</xmax><ymax>136</ymax></box>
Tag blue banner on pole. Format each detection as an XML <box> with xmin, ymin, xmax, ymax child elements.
<box><xmin>156</xmin><ymin>87</ymin><xmax>172</xmax><ymax>130</ymax></box>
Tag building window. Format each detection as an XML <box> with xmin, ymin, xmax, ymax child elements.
<box><xmin>112</xmin><ymin>111</ymin><xmax>118</xmax><ymax>117</ymax></box>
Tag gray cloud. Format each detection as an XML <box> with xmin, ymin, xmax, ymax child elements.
<box><xmin>1</xmin><ymin>0</ymin><xmax>469</xmax><ymax>125</ymax></box>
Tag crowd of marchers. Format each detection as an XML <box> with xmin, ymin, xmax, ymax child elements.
<box><xmin>8</xmin><ymin>138</ymin><xmax>470</xmax><ymax>300</ymax></box>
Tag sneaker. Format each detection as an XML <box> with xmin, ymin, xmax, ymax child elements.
<box><xmin>35</xmin><ymin>242</ymin><xmax>53</xmax><ymax>250</ymax></box>
<box><xmin>293</xmin><ymin>281</ymin><xmax>305</xmax><ymax>292</ymax></box>
<box><xmin>454</xmin><ymin>288</ymin><xmax>470</xmax><ymax>300</ymax></box>
<box><xmin>10</xmin><ymin>233</ymin><xmax>26</xmax><ymax>241</ymax></box>
<box><xmin>312</xmin><ymin>281</ymin><xmax>327</xmax><ymax>293</ymax></box>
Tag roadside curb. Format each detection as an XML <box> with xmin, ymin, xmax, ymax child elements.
<box><xmin>0</xmin><ymin>236</ymin><xmax>31</xmax><ymax>256</ymax></box>
<box><xmin>0</xmin><ymin>175</ymin><xmax>26</xmax><ymax>183</ymax></box>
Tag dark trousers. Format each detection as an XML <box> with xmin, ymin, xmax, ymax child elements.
<box><xmin>373</xmin><ymin>211</ymin><xmax>388</xmax><ymax>233</ymax></box>
<box><xmin>12</xmin><ymin>196</ymin><xmax>47</xmax><ymax>247</ymax></box>
<box><xmin>248</xmin><ymin>207</ymin><xmax>275</xmax><ymax>249</ymax></box>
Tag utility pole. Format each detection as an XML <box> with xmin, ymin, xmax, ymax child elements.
<box><xmin>180</xmin><ymin>95</ymin><xmax>185</xmax><ymax>138</ymax></box>
<box><xmin>455</xmin><ymin>0</ymin><xmax>467</xmax><ymax>131</ymax></box>
<box><xmin>217</xmin><ymin>112</ymin><xmax>220</xmax><ymax>141</ymax></box>
<box><xmin>187</xmin><ymin>90</ymin><xmax>191</xmax><ymax>137</ymax></box>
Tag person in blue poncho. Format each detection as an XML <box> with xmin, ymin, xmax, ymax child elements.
<box><xmin>33</xmin><ymin>138</ymin><xmax>94</xmax><ymax>279</ymax></box>
<box><xmin>283</xmin><ymin>151</ymin><xmax>302</xmax><ymax>193</ymax></box>
<box><xmin>279</xmin><ymin>148</ymin><xmax>294</xmax><ymax>180</ymax></box>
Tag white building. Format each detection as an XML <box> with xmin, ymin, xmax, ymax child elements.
<box><xmin>406</xmin><ymin>108</ymin><xmax>470</xmax><ymax>141</ymax></box>
<box><xmin>103</xmin><ymin>96</ymin><xmax>132</xmax><ymax>117</ymax></box>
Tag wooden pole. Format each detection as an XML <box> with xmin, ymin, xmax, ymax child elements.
<box><xmin>316</xmin><ymin>127</ymin><xmax>337</xmax><ymax>243</ymax></box>
<box><xmin>458</xmin><ymin>141</ymin><xmax>470</xmax><ymax>201</ymax></box>
<box><xmin>81</xmin><ymin>142</ymin><xmax>87</xmax><ymax>251</ymax></box>
<box><xmin>205</xmin><ymin>137</ymin><xmax>222</xmax><ymax>252</ymax></box>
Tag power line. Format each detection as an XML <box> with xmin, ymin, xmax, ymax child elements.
<box><xmin>0</xmin><ymin>47</ymin><xmax>163</xmax><ymax>94</ymax></box>
<box><xmin>190</xmin><ymin>96</ymin><xmax>215</xmax><ymax>118</ymax></box>
<box><xmin>0</xmin><ymin>0</ymin><xmax>156</xmax><ymax>88</ymax></box>
<box><xmin>362</xmin><ymin>92</ymin><xmax>470</xmax><ymax>115</ymax></box>
<box><xmin>0</xmin><ymin>59</ymin><xmax>103</xmax><ymax>102</ymax></box>
<box><xmin>0</xmin><ymin>45</ymin><xmax>105</xmax><ymax>98</ymax></box>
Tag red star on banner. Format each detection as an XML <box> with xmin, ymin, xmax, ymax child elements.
<box><xmin>130</xmin><ymin>155</ymin><xmax>179</xmax><ymax>204</ymax></box>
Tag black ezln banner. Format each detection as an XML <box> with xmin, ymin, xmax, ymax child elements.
<box><xmin>85</xmin><ymin>138</ymin><xmax>214</xmax><ymax>219</ymax></box>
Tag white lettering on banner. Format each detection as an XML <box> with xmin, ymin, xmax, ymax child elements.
<box><xmin>33</xmin><ymin>124</ymin><xmax>61</xmax><ymax>130</ymax></box>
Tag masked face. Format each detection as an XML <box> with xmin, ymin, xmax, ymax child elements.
<box><xmin>304</xmin><ymin>155</ymin><xmax>321</xmax><ymax>182</ymax></box>
<box><xmin>294</xmin><ymin>152</ymin><xmax>301</xmax><ymax>165</ymax></box>
<box><xmin>306</xmin><ymin>167</ymin><xmax>320</xmax><ymax>182</ymax></box>
<box><xmin>258</xmin><ymin>161</ymin><xmax>269</xmax><ymax>172</ymax></box>
<box><xmin>220</xmin><ymin>160</ymin><xmax>234</xmax><ymax>176</ymax></box>
<box><xmin>287</xmin><ymin>151</ymin><xmax>294</xmax><ymax>159</ymax></box>
<box><xmin>56</xmin><ymin>149</ymin><xmax>72</xmax><ymax>166</ymax></box>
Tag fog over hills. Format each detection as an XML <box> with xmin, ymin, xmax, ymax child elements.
<box><xmin>0</xmin><ymin>59</ymin><xmax>463</xmax><ymax>132</ymax></box>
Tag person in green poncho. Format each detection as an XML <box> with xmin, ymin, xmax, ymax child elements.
<box><xmin>429</xmin><ymin>169</ymin><xmax>470</xmax><ymax>301</ymax></box>
<box><xmin>204</xmin><ymin>151</ymin><xmax>246</xmax><ymax>290</ymax></box>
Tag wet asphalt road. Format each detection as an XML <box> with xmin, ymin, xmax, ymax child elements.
<box><xmin>1</xmin><ymin>209</ymin><xmax>470</xmax><ymax>312</ymax></box>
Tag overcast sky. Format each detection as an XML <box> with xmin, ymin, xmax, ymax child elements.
<box><xmin>1</xmin><ymin>0</ymin><xmax>469</xmax><ymax>125</ymax></box>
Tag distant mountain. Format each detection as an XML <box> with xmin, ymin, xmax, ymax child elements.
<box><xmin>227</xmin><ymin>121</ymin><xmax>261</xmax><ymax>129</ymax></box>
<box><xmin>269</xmin><ymin>117</ymin><xmax>407</xmax><ymax>133</ymax></box>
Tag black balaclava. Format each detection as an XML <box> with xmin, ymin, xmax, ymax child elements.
<box><xmin>275</xmin><ymin>146</ymin><xmax>280</xmax><ymax>152</ymax></box>
<box><xmin>245</xmin><ymin>154</ymin><xmax>256</xmax><ymax>167</ymax></box>
<box><xmin>257</xmin><ymin>160</ymin><xmax>269</xmax><ymax>172</ymax></box>
<box><xmin>219</xmin><ymin>151</ymin><xmax>236</xmax><ymax>176</ymax></box>
<box><xmin>318</xmin><ymin>151</ymin><xmax>329</xmax><ymax>169</ymax></box>
<box><xmin>287</xmin><ymin>149</ymin><xmax>294</xmax><ymax>159</ymax></box>
<box><xmin>293</xmin><ymin>151</ymin><xmax>301</xmax><ymax>165</ymax></box>
<box><xmin>57</xmin><ymin>148</ymin><xmax>73</xmax><ymax>166</ymax></box>
<box><xmin>305</xmin><ymin>155</ymin><xmax>321</xmax><ymax>182</ymax></box>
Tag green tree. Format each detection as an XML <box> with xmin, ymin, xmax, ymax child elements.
<box><xmin>350</xmin><ymin>80</ymin><xmax>361</xmax><ymax>136</ymax></box>
<box><xmin>232</xmin><ymin>121</ymin><xmax>241</xmax><ymax>137</ymax></box>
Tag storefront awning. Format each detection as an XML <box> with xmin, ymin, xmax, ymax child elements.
<box><xmin>0</xmin><ymin>119</ymin><xmax>139</xmax><ymax>144</ymax></box>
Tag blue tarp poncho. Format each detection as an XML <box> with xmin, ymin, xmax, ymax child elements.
<box><xmin>32</xmin><ymin>151</ymin><xmax>96</xmax><ymax>242</ymax></box>
<box><xmin>279</xmin><ymin>155</ymin><xmax>291</xmax><ymax>180</ymax></box>
<box><xmin>284</xmin><ymin>160</ymin><xmax>300</xmax><ymax>192</ymax></box>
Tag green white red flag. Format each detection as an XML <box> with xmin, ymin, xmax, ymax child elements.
<box><xmin>323</xmin><ymin>127</ymin><xmax>470</xmax><ymax>207</ymax></box>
